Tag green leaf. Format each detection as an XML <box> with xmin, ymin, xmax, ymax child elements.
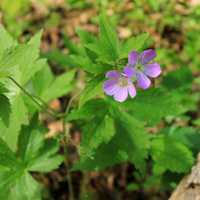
<box><xmin>113</xmin><ymin>110</ymin><xmax>150</xmax><ymax>171</ymax></box>
<box><xmin>76</xmin><ymin>28</ymin><xmax>98</xmax><ymax>61</ymax></box>
<box><xmin>76</xmin><ymin>28</ymin><xmax>96</xmax><ymax>45</ymax></box>
<box><xmin>0</xmin><ymin>71</ymin><xmax>11</xmax><ymax>78</ymax></box>
<box><xmin>69</xmin><ymin>99</ymin><xmax>115</xmax><ymax>161</ymax></box>
<box><xmin>0</xmin><ymin>25</ymin><xmax>16</xmax><ymax>56</ymax></box>
<box><xmin>84</xmin><ymin>43</ymin><xmax>101</xmax><ymax>58</ymax></box>
<box><xmin>17</xmin><ymin>117</ymin><xmax>44</xmax><ymax>163</ymax></box>
<box><xmin>28</xmin><ymin>30</ymin><xmax>42</xmax><ymax>53</ymax></box>
<box><xmin>151</xmin><ymin>136</ymin><xmax>194</xmax><ymax>174</ymax></box>
<box><xmin>0</xmin><ymin>31</ymin><xmax>47</xmax><ymax>150</ymax></box>
<box><xmin>29</xmin><ymin>154</ymin><xmax>63</xmax><ymax>172</ymax></box>
<box><xmin>69</xmin><ymin>54</ymin><xmax>110</xmax><ymax>74</ymax></box>
<box><xmin>32</xmin><ymin>63</ymin><xmax>54</xmax><ymax>96</ymax></box>
<box><xmin>21</xmin><ymin>31</ymin><xmax>44</xmax><ymax>84</ymax></box>
<box><xmin>79</xmin><ymin>75</ymin><xmax>104</xmax><ymax>107</ymax></box>
<box><xmin>9</xmin><ymin>172</ymin><xmax>41</xmax><ymax>200</ymax></box>
<box><xmin>0</xmin><ymin>169</ymin><xmax>24</xmax><ymax>191</ymax></box>
<box><xmin>98</xmin><ymin>14</ymin><xmax>119</xmax><ymax>61</ymax></box>
<box><xmin>43</xmin><ymin>49</ymin><xmax>77</xmax><ymax>68</ymax></box>
<box><xmin>22</xmin><ymin>58</ymin><xmax>47</xmax><ymax>86</ymax></box>
<box><xmin>0</xmin><ymin>138</ymin><xmax>20</xmax><ymax>169</ymax></box>
<box><xmin>73</xmin><ymin>134</ymin><xmax>126</xmax><ymax>172</ymax></box>
<box><xmin>168</xmin><ymin>127</ymin><xmax>200</xmax><ymax>154</ymax></box>
<box><xmin>0</xmin><ymin>83</ymin><xmax>8</xmax><ymax>93</ymax></box>
<box><xmin>80</xmin><ymin>114</ymin><xmax>115</xmax><ymax>160</ymax></box>
<box><xmin>67</xmin><ymin>99</ymin><xmax>108</xmax><ymax>121</ymax></box>
<box><xmin>68</xmin><ymin>55</ymin><xmax>95</xmax><ymax>73</ymax></box>
<box><xmin>0</xmin><ymin>47</ymin><xmax>19</xmax><ymax>78</ymax></box>
<box><xmin>63</xmin><ymin>33</ymin><xmax>82</xmax><ymax>54</ymax></box>
<box><xmin>0</xmin><ymin>28</ymin><xmax>62</xmax><ymax>200</ymax></box>
<box><xmin>18</xmin><ymin>117</ymin><xmax>63</xmax><ymax>172</ymax></box>
<box><xmin>0</xmin><ymin>171</ymin><xmax>41</xmax><ymax>200</ymax></box>
<box><xmin>123</xmin><ymin>88</ymin><xmax>183</xmax><ymax>125</ymax></box>
<box><xmin>0</xmin><ymin>95</ymin><xmax>28</xmax><ymax>150</ymax></box>
<box><xmin>0</xmin><ymin>115</ymin><xmax>62</xmax><ymax>200</ymax></box>
<box><xmin>28</xmin><ymin>139</ymin><xmax>63</xmax><ymax>172</ymax></box>
<box><xmin>41</xmin><ymin>70</ymin><xmax>75</xmax><ymax>101</ymax></box>
<box><xmin>0</xmin><ymin>94</ymin><xmax>11</xmax><ymax>126</ymax></box>
<box><xmin>120</xmin><ymin>33</ymin><xmax>150</xmax><ymax>58</ymax></box>
<box><xmin>73</xmin><ymin>109</ymin><xmax>150</xmax><ymax>172</ymax></box>
<box><xmin>162</xmin><ymin>67</ymin><xmax>193</xmax><ymax>90</ymax></box>
<box><xmin>0</xmin><ymin>30</ymin><xmax>44</xmax><ymax>85</ymax></box>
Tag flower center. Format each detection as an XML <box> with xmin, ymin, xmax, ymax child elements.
<box><xmin>118</xmin><ymin>77</ymin><xmax>128</xmax><ymax>87</ymax></box>
<box><xmin>135</xmin><ymin>62</ymin><xmax>144</xmax><ymax>72</ymax></box>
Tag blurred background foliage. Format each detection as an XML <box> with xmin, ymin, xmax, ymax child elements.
<box><xmin>1</xmin><ymin>0</ymin><xmax>200</xmax><ymax>72</ymax></box>
<box><xmin>1</xmin><ymin>0</ymin><xmax>200</xmax><ymax>199</ymax></box>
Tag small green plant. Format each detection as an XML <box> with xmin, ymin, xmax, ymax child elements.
<box><xmin>0</xmin><ymin>9</ymin><xmax>199</xmax><ymax>199</ymax></box>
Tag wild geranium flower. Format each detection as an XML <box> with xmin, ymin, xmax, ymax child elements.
<box><xmin>127</xmin><ymin>49</ymin><xmax>161</xmax><ymax>89</ymax></box>
<box><xmin>103</xmin><ymin>67</ymin><xmax>136</xmax><ymax>102</ymax></box>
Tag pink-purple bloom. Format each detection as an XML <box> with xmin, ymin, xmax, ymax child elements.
<box><xmin>127</xmin><ymin>49</ymin><xmax>161</xmax><ymax>89</ymax></box>
<box><xmin>103</xmin><ymin>67</ymin><xmax>136</xmax><ymax>102</ymax></box>
<box><xmin>103</xmin><ymin>49</ymin><xmax>161</xmax><ymax>102</ymax></box>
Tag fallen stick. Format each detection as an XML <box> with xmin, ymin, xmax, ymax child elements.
<box><xmin>169</xmin><ymin>153</ymin><xmax>200</xmax><ymax>200</ymax></box>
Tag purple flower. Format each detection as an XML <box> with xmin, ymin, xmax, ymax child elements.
<box><xmin>103</xmin><ymin>67</ymin><xmax>136</xmax><ymax>102</ymax></box>
<box><xmin>127</xmin><ymin>49</ymin><xmax>161</xmax><ymax>89</ymax></box>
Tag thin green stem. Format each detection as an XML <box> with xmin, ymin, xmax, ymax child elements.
<box><xmin>62</xmin><ymin>120</ymin><xmax>74</xmax><ymax>200</ymax></box>
<box><xmin>62</xmin><ymin>100</ymin><xmax>73</xmax><ymax>200</ymax></box>
<box><xmin>8</xmin><ymin>76</ymin><xmax>56</xmax><ymax>118</ymax></box>
<box><xmin>33</xmin><ymin>94</ymin><xmax>59</xmax><ymax>116</ymax></box>
<box><xmin>62</xmin><ymin>91</ymin><xmax>82</xmax><ymax>200</ymax></box>
<box><xmin>8</xmin><ymin>77</ymin><xmax>42</xmax><ymax>108</ymax></box>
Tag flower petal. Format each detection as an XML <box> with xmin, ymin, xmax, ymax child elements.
<box><xmin>128</xmin><ymin>83</ymin><xmax>136</xmax><ymax>98</ymax></box>
<box><xmin>128</xmin><ymin>51</ymin><xmax>139</xmax><ymax>66</ymax></box>
<box><xmin>136</xmin><ymin>72</ymin><xmax>151</xmax><ymax>89</ymax></box>
<box><xmin>106</xmin><ymin>70</ymin><xmax>120</xmax><ymax>79</ymax></box>
<box><xmin>114</xmin><ymin>87</ymin><xmax>128</xmax><ymax>102</ymax></box>
<box><xmin>144</xmin><ymin>63</ymin><xmax>161</xmax><ymax>78</ymax></box>
<box><xmin>123</xmin><ymin>66</ymin><xmax>136</xmax><ymax>78</ymax></box>
<box><xmin>103</xmin><ymin>80</ymin><xmax>118</xmax><ymax>95</ymax></box>
<box><xmin>140</xmin><ymin>49</ymin><xmax>156</xmax><ymax>64</ymax></box>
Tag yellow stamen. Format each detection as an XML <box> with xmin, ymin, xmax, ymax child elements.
<box><xmin>118</xmin><ymin>77</ymin><xmax>128</xmax><ymax>87</ymax></box>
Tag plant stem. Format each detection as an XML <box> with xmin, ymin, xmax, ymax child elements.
<box><xmin>62</xmin><ymin>100</ymin><xmax>74</xmax><ymax>200</ymax></box>
<box><xmin>33</xmin><ymin>94</ymin><xmax>59</xmax><ymax>116</ymax></box>
<box><xmin>62</xmin><ymin>119</ymin><xmax>74</xmax><ymax>200</ymax></box>
<box><xmin>8</xmin><ymin>77</ymin><xmax>42</xmax><ymax>107</ymax></box>
<box><xmin>8</xmin><ymin>76</ymin><xmax>57</xmax><ymax>118</ymax></box>
<box><xmin>62</xmin><ymin>91</ymin><xmax>82</xmax><ymax>200</ymax></box>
